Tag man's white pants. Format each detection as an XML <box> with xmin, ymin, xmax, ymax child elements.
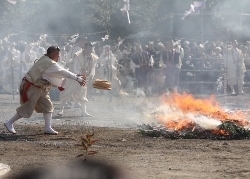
<box><xmin>59</xmin><ymin>79</ymin><xmax>88</xmax><ymax>116</ymax></box>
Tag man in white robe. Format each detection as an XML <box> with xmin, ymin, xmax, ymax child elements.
<box><xmin>58</xmin><ymin>42</ymin><xmax>98</xmax><ymax>117</ymax></box>
<box><xmin>99</xmin><ymin>45</ymin><xmax>121</xmax><ymax>95</ymax></box>
<box><xmin>224</xmin><ymin>40</ymin><xmax>246</xmax><ymax>95</ymax></box>
<box><xmin>4</xmin><ymin>46</ymin><xmax>86</xmax><ymax>135</ymax></box>
<box><xmin>20</xmin><ymin>44</ymin><xmax>34</xmax><ymax>78</ymax></box>
<box><xmin>62</xmin><ymin>36</ymin><xmax>88</xmax><ymax>107</ymax></box>
<box><xmin>2</xmin><ymin>44</ymin><xmax>20</xmax><ymax>94</ymax></box>
<box><xmin>65</xmin><ymin>36</ymin><xmax>87</xmax><ymax>69</ymax></box>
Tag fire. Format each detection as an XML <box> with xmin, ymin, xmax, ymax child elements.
<box><xmin>165</xmin><ymin>118</ymin><xmax>195</xmax><ymax>131</ymax></box>
<box><xmin>156</xmin><ymin>93</ymin><xmax>250</xmax><ymax>135</ymax></box>
<box><xmin>213</xmin><ymin>128</ymin><xmax>229</xmax><ymax>136</ymax></box>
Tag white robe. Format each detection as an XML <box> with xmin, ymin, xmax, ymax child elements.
<box><xmin>65</xmin><ymin>45</ymin><xmax>82</xmax><ymax>70</ymax></box>
<box><xmin>1</xmin><ymin>57</ymin><xmax>20</xmax><ymax>94</ymax></box>
<box><xmin>99</xmin><ymin>53</ymin><xmax>121</xmax><ymax>93</ymax></box>
<box><xmin>60</xmin><ymin>51</ymin><xmax>97</xmax><ymax>103</ymax></box>
<box><xmin>224</xmin><ymin>47</ymin><xmax>245</xmax><ymax>86</ymax></box>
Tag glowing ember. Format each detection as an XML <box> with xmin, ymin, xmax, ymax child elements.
<box><xmin>155</xmin><ymin>93</ymin><xmax>250</xmax><ymax>135</ymax></box>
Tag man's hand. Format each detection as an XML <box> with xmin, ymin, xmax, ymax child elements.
<box><xmin>76</xmin><ymin>75</ymin><xmax>86</xmax><ymax>86</ymax></box>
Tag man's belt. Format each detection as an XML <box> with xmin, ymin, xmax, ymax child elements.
<box><xmin>21</xmin><ymin>77</ymin><xmax>41</xmax><ymax>103</ymax></box>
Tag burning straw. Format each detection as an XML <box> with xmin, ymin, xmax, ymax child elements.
<box><xmin>139</xmin><ymin>93</ymin><xmax>250</xmax><ymax>140</ymax></box>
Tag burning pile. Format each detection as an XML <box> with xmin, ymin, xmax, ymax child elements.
<box><xmin>139</xmin><ymin>93</ymin><xmax>250</xmax><ymax>140</ymax></box>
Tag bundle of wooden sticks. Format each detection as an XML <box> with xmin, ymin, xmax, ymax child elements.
<box><xmin>92</xmin><ymin>80</ymin><xmax>111</xmax><ymax>90</ymax></box>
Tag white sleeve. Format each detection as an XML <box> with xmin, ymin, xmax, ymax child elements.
<box><xmin>43</xmin><ymin>63</ymin><xmax>78</xmax><ymax>82</ymax></box>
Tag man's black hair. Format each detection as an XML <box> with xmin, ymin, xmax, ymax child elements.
<box><xmin>84</xmin><ymin>42</ymin><xmax>93</xmax><ymax>48</ymax></box>
<box><xmin>47</xmin><ymin>46</ymin><xmax>60</xmax><ymax>55</ymax></box>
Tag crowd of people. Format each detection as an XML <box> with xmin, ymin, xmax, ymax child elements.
<box><xmin>1</xmin><ymin>34</ymin><xmax>250</xmax><ymax>98</ymax></box>
<box><xmin>2</xmin><ymin>33</ymin><xmax>250</xmax><ymax>135</ymax></box>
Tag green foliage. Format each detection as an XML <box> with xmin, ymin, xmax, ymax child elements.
<box><xmin>0</xmin><ymin>0</ymin><xmax>163</xmax><ymax>36</ymax></box>
<box><xmin>84</xmin><ymin>0</ymin><xmax>119</xmax><ymax>33</ymax></box>
<box><xmin>130</xmin><ymin>0</ymin><xmax>161</xmax><ymax>30</ymax></box>
<box><xmin>218</xmin><ymin>121</ymin><xmax>250</xmax><ymax>139</ymax></box>
<box><xmin>0</xmin><ymin>0</ymin><xmax>40</xmax><ymax>28</ymax></box>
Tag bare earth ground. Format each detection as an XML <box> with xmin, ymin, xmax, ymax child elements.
<box><xmin>1</xmin><ymin>93</ymin><xmax>250</xmax><ymax>179</ymax></box>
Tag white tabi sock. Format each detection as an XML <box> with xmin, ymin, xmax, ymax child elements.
<box><xmin>43</xmin><ymin>113</ymin><xmax>58</xmax><ymax>135</ymax></box>
<box><xmin>81</xmin><ymin>103</ymin><xmax>92</xmax><ymax>117</ymax></box>
<box><xmin>4</xmin><ymin>113</ymin><xmax>22</xmax><ymax>134</ymax></box>
<box><xmin>58</xmin><ymin>100</ymin><xmax>67</xmax><ymax>115</ymax></box>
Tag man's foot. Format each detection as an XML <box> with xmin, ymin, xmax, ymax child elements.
<box><xmin>44</xmin><ymin>128</ymin><xmax>58</xmax><ymax>135</ymax></box>
<box><xmin>4</xmin><ymin>122</ymin><xmax>16</xmax><ymax>134</ymax></box>
<box><xmin>57</xmin><ymin>111</ymin><xmax>63</xmax><ymax>117</ymax></box>
<box><xmin>81</xmin><ymin>112</ymin><xmax>92</xmax><ymax>117</ymax></box>
<box><xmin>239</xmin><ymin>91</ymin><xmax>245</xmax><ymax>95</ymax></box>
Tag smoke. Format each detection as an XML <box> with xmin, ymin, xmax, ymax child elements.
<box><xmin>167</xmin><ymin>0</ymin><xmax>250</xmax><ymax>42</ymax></box>
<box><xmin>190</xmin><ymin>114</ymin><xmax>222</xmax><ymax>130</ymax></box>
<box><xmin>1</xmin><ymin>0</ymin><xmax>100</xmax><ymax>42</ymax></box>
<box><xmin>209</xmin><ymin>0</ymin><xmax>250</xmax><ymax>41</ymax></box>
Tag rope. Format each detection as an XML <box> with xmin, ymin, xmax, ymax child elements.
<box><xmin>9</xmin><ymin>29</ymin><xmax>107</xmax><ymax>38</ymax></box>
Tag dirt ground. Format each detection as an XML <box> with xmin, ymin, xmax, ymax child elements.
<box><xmin>1</xmin><ymin>93</ymin><xmax>250</xmax><ymax>179</ymax></box>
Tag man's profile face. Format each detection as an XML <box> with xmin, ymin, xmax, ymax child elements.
<box><xmin>79</xmin><ymin>39</ymin><xmax>87</xmax><ymax>49</ymax></box>
<box><xmin>51</xmin><ymin>50</ymin><xmax>60</xmax><ymax>62</ymax></box>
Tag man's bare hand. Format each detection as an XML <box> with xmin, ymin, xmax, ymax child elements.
<box><xmin>76</xmin><ymin>75</ymin><xmax>87</xmax><ymax>86</ymax></box>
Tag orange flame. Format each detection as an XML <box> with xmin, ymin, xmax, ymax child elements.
<box><xmin>157</xmin><ymin>93</ymin><xmax>250</xmax><ymax>133</ymax></box>
<box><xmin>212</xmin><ymin>129</ymin><xmax>229</xmax><ymax>136</ymax></box>
<box><xmin>165</xmin><ymin>118</ymin><xmax>195</xmax><ymax>131</ymax></box>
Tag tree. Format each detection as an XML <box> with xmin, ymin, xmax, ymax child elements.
<box><xmin>84</xmin><ymin>0</ymin><xmax>118</xmax><ymax>35</ymax></box>
<box><xmin>84</xmin><ymin>0</ymin><xmax>162</xmax><ymax>39</ymax></box>
<box><xmin>0</xmin><ymin>0</ymin><xmax>39</xmax><ymax>29</ymax></box>
<box><xmin>0</xmin><ymin>0</ymin><xmax>164</xmax><ymax>39</ymax></box>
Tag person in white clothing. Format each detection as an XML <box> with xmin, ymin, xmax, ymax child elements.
<box><xmin>4</xmin><ymin>46</ymin><xmax>86</xmax><ymax>135</ymax></box>
<box><xmin>63</xmin><ymin>36</ymin><xmax>88</xmax><ymax>107</ymax></box>
<box><xmin>1</xmin><ymin>44</ymin><xmax>20</xmax><ymax>94</ymax></box>
<box><xmin>58</xmin><ymin>42</ymin><xmax>98</xmax><ymax>117</ymax></box>
<box><xmin>65</xmin><ymin>36</ymin><xmax>87</xmax><ymax>69</ymax></box>
<box><xmin>99</xmin><ymin>45</ymin><xmax>121</xmax><ymax>95</ymax></box>
<box><xmin>224</xmin><ymin>40</ymin><xmax>246</xmax><ymax>95</ymax></box>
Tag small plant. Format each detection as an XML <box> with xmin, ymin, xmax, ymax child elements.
<box><xmin>76</xmin><ymin>131</ymin><xmax>98</xmax><ymax>160</ymax></box>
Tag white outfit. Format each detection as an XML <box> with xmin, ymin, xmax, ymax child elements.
<box><xmin>58</xmin><ymin>49</ymin><xmax>98</xmax><ymax>116</ymax></box>
<box><xmin>36</xmin><ymin>46</ymin><xmax>46</xmax><ymax>58</ymax></box>
<box><xmin>20</xmin><ymin>51</ymin><xmax>32</xmax><ymax>78</ymax></box>
<box><xmin>4</xmin><ymin>55</ymin><xmax>81</xmax><ymax>135</ymax></box>
<box><xmin>224</xmin><ymin>47</ymin><xmax>246</xmax><ymax>93</ymax></box>
<box><xmin>1</xmin><ymin>50</ymin><xmax>20</xmax><ymax>94</ymax></box>
<box><xmin>112</xmin><ymin>49</ymin><xmax>123</xmax><ymax>62</ymax></box>
<box><xmin>42</xmin><ymin>63</ymin><xmax>78</xmax><ymax>87</ymax></box>
<box><xmin>99</xmin><ymin>51</ymin><xmax>121</xmax><ymax>95</ymax></box>
<box><xmin>65</xmin><ymin>45</ymin><xmax>82</xmax><ymax>67</ymax></box>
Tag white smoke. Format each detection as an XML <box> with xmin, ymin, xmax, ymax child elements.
<box><xmin>188</xmin><ymin>114</ymin><xmax>222</xmax><ymax>130</ymax></box>
<box><xmin>143</xmin><ymin>102</ymin><xmax>222</xmax><ymax>130</ymax></box>
<box><xmin>213</xmin><ymin>0</ymin><xmax>250</xmax><ymax>39</ymax></box>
